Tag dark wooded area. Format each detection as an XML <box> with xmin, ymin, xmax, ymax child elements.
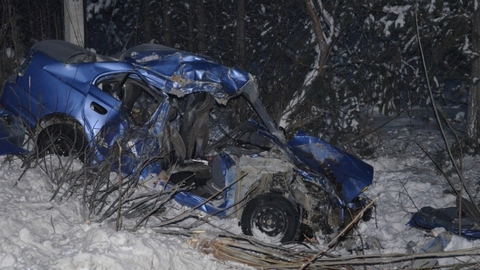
<box><xmin>1</xmin><ymin>0</ymin><xmax>477</xmax><ymax>147</ymax></box>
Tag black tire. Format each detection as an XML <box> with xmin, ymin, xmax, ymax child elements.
<box><xmin>241</xmin><ymin>193</ymin><xmax>301</xmax><ymax>243</ymax></box>
<box><xmin>37</xmin><ymin>123</ymin><xmax>87</xmax><ymax>160</ymax></box>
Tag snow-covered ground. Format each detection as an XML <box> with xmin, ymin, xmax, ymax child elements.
<box><xmin>0</xmin><ymin>158</ymin><xmax>251</xmax><ymax>269</ymax></box>
<box><xmin>1</xmin><ymin>111</ymin><xmax>480</xmax><ymax>269</ymax></box>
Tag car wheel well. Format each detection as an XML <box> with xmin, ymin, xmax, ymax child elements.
<box><xmin>35</xmin><ymin>115</ymin><xmax>88</xmax><ymax>160</ymax></box>
<box><xmin>38</xmin><ymin>113</ymin><xmax>81</xmax><ymax>126</ymax></box>
<box><xmin>240</xmin><ymin>193</ymin><xmax>301</xmax><ymax>243</ymax></box>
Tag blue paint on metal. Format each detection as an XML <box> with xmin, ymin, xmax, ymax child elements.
<box><xmin>409</xmin><ymin>206</ymin><xmax>480</xmax><ymax>239</ymax></box>
<box><xmin>0</xmin><ymin>109</ymin><xmax>27</xmax><ymax>155</ymax></box>
<box><xmin>288</xmin><ymin>131</ymin><xmax>373</xmax><ymax>203</ymax></box>
<box><xmin>0</xmin><ymin>40</ymin><xmax>375</xmax><ymax>228</ymax></box>
<box><xmin>122</xmin><ymin>44</ymin><xmax>250</xmax><ymax>101</ymax></box>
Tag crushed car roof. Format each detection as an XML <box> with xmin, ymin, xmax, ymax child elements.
<box><xmin>32</xmin><ymin>39</ymin><xmax>97</xmax><ymax>64</ymax></box>
<box><xmin>31</xmin><ymin>40</ymin><xmax>254</xmax><ymax>104</ymax></box>
<box><xmin>120</xmin><ymin>43</ymin><xmax>253</xmax><ymax>103</ymax></box>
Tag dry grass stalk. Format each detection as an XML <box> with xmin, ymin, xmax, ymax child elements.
<box><xmin>188</xmin><ymin>231</ymin><xmax>480</xmax><ymax>269</ymax></box>
<box><xmin>300</xmin><ymin>196</ymin><xmax>378</xmax><ymax>269</ymax></box>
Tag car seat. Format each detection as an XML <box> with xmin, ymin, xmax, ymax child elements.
<box><xmin>180</xmin><ymin>93</ymin><xmax>215</xmax><ymax>159</ymax></box>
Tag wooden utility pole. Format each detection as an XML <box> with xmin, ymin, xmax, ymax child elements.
<box><xmin>64</xmin><ymin>0</ymin><xmax>85</xmax><ymax>46</ymax></box>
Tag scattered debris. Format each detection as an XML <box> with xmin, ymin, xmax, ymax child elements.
<box><xmin>411</xmin><ymin>230</ymin><xmax>452</xmax><ymax>269</ymax></box>
<box><xmin>409</xmin><ymin>198</ymin><xmax>480</xmax><ymax>238</ymax></box>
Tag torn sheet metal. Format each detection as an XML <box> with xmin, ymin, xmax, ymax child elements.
<box><xmin>409</xmin><ymin>205</ymin><xmax>480</xmax><ymax>238</ymax></box>
<box><xmin>121</xmin><ymin>43</ymin><xmax>250</xmax><ymax>104</ymax></box>
<box><xmin>287</xmin><ymin>131</ymin><xmax>373</xmax><ymax>204</ymax></box>
<box><xmin>409</xmin><ymin>197</ymin><xmax>480</xmax><ymax>238</ymax></box>
<box><xmin>0</xmin><ymin>109</ymin><xmax>27</xmax><ymax>155</ymax></box>
<box><xmin>411</xmin><ymin>231</ymin><xmax>452</xmax><ymax>268</ymax></box>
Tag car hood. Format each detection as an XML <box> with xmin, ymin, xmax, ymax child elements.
<box><xmin>121</xmin><ymin>44</ymin><xmax>251</xmax><ymax>104</ymax></box>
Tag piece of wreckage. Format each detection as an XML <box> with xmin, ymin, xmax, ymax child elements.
<box><xmin>1</xmin><ymin>40</ymin><xmax>373</xmax><ymax>242</ymax></box>
<box><xmin>0</xmin><ymin>108</ymin><xmax>26</xmax><ymax>155</ymax></box>
<box><xmin>409</xmin><ymin>197</ymin><xmax>480</xmax><ymax>239</ymax></box>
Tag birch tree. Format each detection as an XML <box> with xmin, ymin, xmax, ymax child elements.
<box><xmin>279</xmin><ymin>0</ymin><xmax>338</xmax><ymax>130</ymax></box>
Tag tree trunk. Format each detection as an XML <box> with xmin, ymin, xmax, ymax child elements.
<box><xmin>468</xmin><ymin>4</ymin><xmax>480</xmax><ymax>140</ymax></box>
<box><xmin>163</xmin><ymin>0</ymin><xmax>172</xmax><ymax>47</ymax></box>
<box><xmin>304</xmin><ymin>0</ymin><xmax>329</xmax><ymax>77</ymax></box>
<box><xmin>236</xmin><ymin>0</ymin><xmax>245</xmax><ymax>68</ymax></box>
<box><xmin>140</xmin><ymin>0</ymin><xmax>151</xmax><ymax>44</ymax></box>
<box><xmin>188</xmin><ymin>0</ymin><xmax>195</xmax><ymax>52</ymax></box>
<box><xmin>196</xmin><ymin>0</ymin><xmax>206</xmax><ymax>54</ymax></box>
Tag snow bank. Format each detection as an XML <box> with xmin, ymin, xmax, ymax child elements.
<box><xmin>0</xmin><ymin>157</ymin><xmax>250</xmax><ymax>270</ymax></box>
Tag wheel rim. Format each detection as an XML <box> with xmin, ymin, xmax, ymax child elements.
<box><xmin>52</xmin><ymin>135</ymin><xmax>75</xmax><ymax>156</ymax></box>
<box><xmin>252</xmin><ymin>205</ymin><xmax>287</xmax><ymax>237</ymax></box>
<box><xmin>241</xmin><ymin>193</ymin><xmax>300</xmax><ymax>243</ymax></box>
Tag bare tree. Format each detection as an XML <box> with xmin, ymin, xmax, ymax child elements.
<box><xmin>468</xmin><ymin>2</ymin><xmax>480</xmax><ymax>141</ymax></box>
<box><xmin>163</xmin><ymin>0</ymin><xmax>172</xmax><ymax>47</ymax></box>
<box><xmin>304</xmin><ymin>0</ymin><xmax>330</xmax><ymax>77</ymax></box>
<box><xmin>196</xmin><ymin>0</ymin><xmax>206</xmax><ymax>54</ymax></box>
<box><xmin>139</xmin><ymin>0</ymin><xmax>152</xmax><ymax>43</ymax></box>
<box><xmin>280</xmin><ymin>0</ymin><xmax>339</xmax><ymax>130</ymax></box>
<box><xmin>236</xmin><ymin>0</ymin><xmax>245</xmax><ymax>68</ymax></box>
<box><xmin>187</xmin><ymin>0</ymin><xmax>195</xmax><ymax>52</ymax></box>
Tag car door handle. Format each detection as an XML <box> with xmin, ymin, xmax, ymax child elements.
<box><xmin>90</xmin><ymin>102</ymin><xmax>107</xmax><ymax>115</ymax></box>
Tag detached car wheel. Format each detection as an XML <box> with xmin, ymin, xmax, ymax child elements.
<box><xmin>241</xmin><ymin>193</ymin><xmax>301</xmax><ymax>243</ymax></box>
<box><xmin>37</xmin><ymin>123</ymin><xmax>87</xmax><ymax>160</ymax></box>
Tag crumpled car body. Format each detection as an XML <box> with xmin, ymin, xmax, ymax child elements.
<box><xmin>1</xmin><ymin>40</ymin><xmax>373</xmax><ymax>242</ymax></box>
<box><xmin>0</xmin><ymin>108</ymin><xmax>26</xmax><ymax>155</ymax></box>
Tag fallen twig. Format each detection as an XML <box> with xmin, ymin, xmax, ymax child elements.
<box><xmin>181</xmin><ymin>228</ymin><xmax>480</xmax><ymax>269</ymax></box>
<box><xmin>300</xmin><ymin>197</ymin><xmax>378</xmax><ymax>269</ymax></box>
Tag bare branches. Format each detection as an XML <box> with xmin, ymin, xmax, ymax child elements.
<box><xmin>186</xmin><ymin>229</ymin><xmax>480</xmax><ymax>269</ymax></box>
<box><xmin>300</xmin><ymin>197</ymin><xmax>378</xmax><ymax>269</ymax></box>
<box><xmin>415</xmin><ymin>3</ymin><xmax>480</xmax><ymax>232</ymax></box>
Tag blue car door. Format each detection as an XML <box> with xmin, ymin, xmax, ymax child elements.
<box><xmin>83</xmin><ymin>72</ymin><xmax>128</xmax><ymax>141</ymax></box>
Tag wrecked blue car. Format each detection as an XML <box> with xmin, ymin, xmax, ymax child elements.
<box><xmin>1</xmin><ymin>40</ymin><xmax>373</xmax><ymax>242</ymax></box>
<box><xmin>0</xmin><ymin>108</ymin><xmax>26</xmax><ymax>155</ymax></box>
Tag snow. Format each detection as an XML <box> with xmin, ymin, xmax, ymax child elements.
<box><xmin>0</xmin><ymin>158</ymin><xmax>251</xmax><ymax>270</ymax></box>
<box><xmin>1</xmin><ymin>111</ymin><xmax>480</xmax><ymax>269</ymax></box>
<box><xmin>380</xmin><ymin>5</ymin><xmax>411</xmax><ymax>36</ymax></box>
<box><xmin>4</xmin><ymin>48</ymin><xmax>14</xmax><ymax>59</ymax></box>
<box><xmin>382</xmin><ymin>5</ymin><xmax>411</xmax><ymax>28</ymax></box>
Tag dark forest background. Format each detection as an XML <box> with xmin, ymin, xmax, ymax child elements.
<box><xmin>1</xmin><ymin>0</ymin><xmax>478</xmax><ymax>152</ymax></box>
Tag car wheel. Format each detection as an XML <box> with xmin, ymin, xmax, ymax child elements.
<box><xmin>37</xmin><ymin>123</ymin><xmax>87</xmax><ymax>160</ymax></box>
<box><xmin>241</xmin><ymin>193</ymin><xmax>300</xmax><ymax>243</ymax></box>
